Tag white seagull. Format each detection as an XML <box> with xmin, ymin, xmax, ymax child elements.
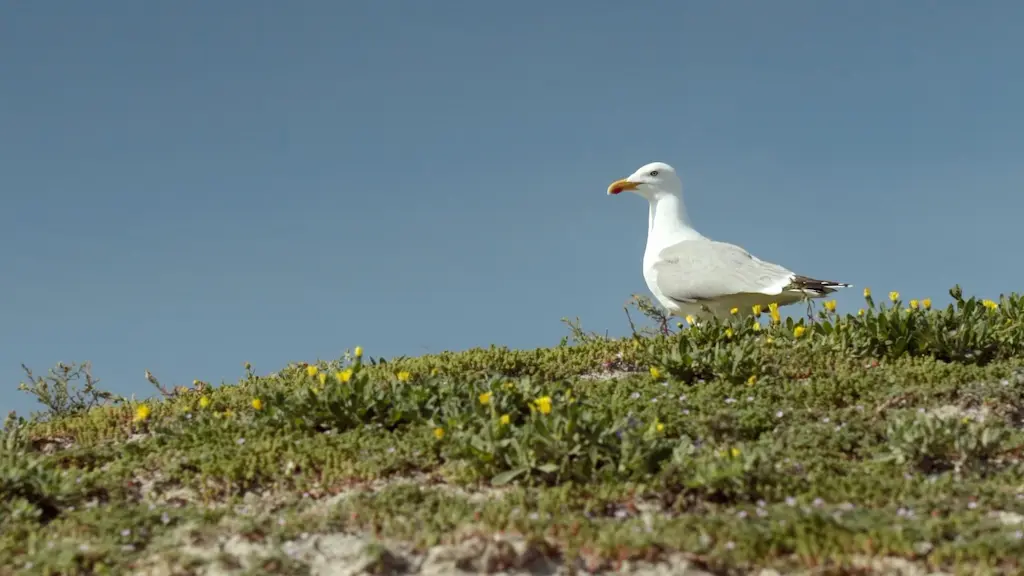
<box><xmin>607</xmin><ymin>161</ymin><xmax>850</xmax><ymax>323</ymax></box>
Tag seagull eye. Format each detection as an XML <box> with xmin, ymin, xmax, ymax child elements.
<box><xmin>649</xmin><ymin>170</ymin><xmax>659</xmax><ymax>177</ymax></box>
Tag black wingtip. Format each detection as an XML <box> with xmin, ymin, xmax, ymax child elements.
<box><xmin>788</xmin><ymin>275</ymin><xmax>852</xmax><ymax>295</ymax></box>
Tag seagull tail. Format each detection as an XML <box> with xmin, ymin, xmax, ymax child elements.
<box><xmin>786</xmin><ymin>275</ymin><xmax>852</xmax><ymax>296</ymax></box>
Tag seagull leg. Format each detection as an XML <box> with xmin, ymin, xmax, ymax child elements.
<box><xmin>660</xmin><ymin>317</ymin><xmax>671</xmax><ymax>336</ymax></box>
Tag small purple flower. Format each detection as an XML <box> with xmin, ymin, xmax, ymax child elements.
<box><xmin>785</xmin><ymin>497</ymin><xmax>796</xmax><ymax>506</ymax></box>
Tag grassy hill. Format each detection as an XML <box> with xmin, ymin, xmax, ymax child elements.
<box><xmin>3</xmin><ymin>287</ymin><xmax>1024</xmax><ymax>575</ymax></box>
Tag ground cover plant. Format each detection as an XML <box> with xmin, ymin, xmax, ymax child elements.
<box><xmin>2</xmin><ymin>286</ymin><xmax>1024</xmax><ymax>575</ymax></box>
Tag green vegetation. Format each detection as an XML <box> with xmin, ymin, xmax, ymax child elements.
<box><xmin>3</xmin><ymin>286</ymin><xmax>1024</xmax><ymax>574</ymax></box>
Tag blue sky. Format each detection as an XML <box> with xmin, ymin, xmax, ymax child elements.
<box><xmin>3</xmin><ymin>1</ymin><xmax>1023</xmax><ymax>416</ymax></box>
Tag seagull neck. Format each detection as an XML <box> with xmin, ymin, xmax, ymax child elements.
<box><xmin>647</xmin><ymin>194</ymin><xmax>701</xmax><ymax>253</ymax></box>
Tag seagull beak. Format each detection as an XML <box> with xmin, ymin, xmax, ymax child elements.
<box><xmin>607</xmin><ymin>179</ymin><xmax>640</xmax><ymax>195</ymax></box>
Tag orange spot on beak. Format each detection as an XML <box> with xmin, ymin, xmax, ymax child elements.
<box><xmin>607</xmin><ymin>179</ymin><xmax>639</xmax><ymax>195</ymax></box>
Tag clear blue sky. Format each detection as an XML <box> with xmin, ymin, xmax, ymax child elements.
<box><xmin>3</xmin><ymin>1</ymin><xmax>1023</xmax><ymax>416</ymax></box>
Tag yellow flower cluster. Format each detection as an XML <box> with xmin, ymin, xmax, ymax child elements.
<box><xmin>823</xmin><ymin>300</ymin><xmax>837</xmax><ymax>313</ymax></box>
<box><xmin>793</xmin><ymin>326</ymin><xmax>806</xmax><ymax>339</ymax></box>
<box><xmin>397</xmin><ymin>371</ymin><xmax>412</xmax><ymax>382</ymax></box>
<box><xmin>478</xmin><ymin>392</ymin><xmax>492</xmax><ymax>405</ymax></box>
<box><xmin>983</xmin><ymin>299</ymin><xmax>999</xmax><ymax>310</ymax></box>
<box><xmin>769</xmin><ymin>303</ymin><xmax>780</xmax><ymax>324</ymax></box>
<box><xmin>251</xmin><ymin>398</ymin><xmax>263</xmax><ymax>411</ymax></box>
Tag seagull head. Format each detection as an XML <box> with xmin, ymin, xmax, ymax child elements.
<box><xmin>606</xmin><ymin>162</ymin><xmax>681</xmax><ymax>201</ymax></box>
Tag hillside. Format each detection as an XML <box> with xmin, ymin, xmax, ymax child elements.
<box><xmin>3</xmin><ymin>288</ymin><xmax>1024</xmax><ymax>575</ymax></box>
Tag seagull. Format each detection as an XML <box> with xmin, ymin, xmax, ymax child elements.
<box><xmin>607</xmin><ymin>161</ymin><xmax>849</xmax><ymax>326</ymax></box>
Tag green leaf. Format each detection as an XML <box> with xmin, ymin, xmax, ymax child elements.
<box><xmin>536</xmin><ymin>463</ymin><xmax>559</xmax><ymax>473</ymax></box>
<box><xmin>491</xmin><ymin>468</ymin><xmax>527</xmax><ymax>486</ymax></box>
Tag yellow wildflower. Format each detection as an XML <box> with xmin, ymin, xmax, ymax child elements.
<box><xmin>655</xmin><ymin>422</ymin><xmax>665</xmax><ymax>433</ymax></box>
<box><xmin>730</xmin><ymin>447</ymin><xmax>741</xmax><ymax>458</ymax></box>
<box><xmin>478</xmin><ymin>392</ymin><xmax>492</xmax><ymax>405</ymax></box>
<box><xmin>133</xmin><ymin>404</ymin><xmax>151</xmax><ymax>422</ymax></box>
<box><xmin>499</xmin><ymin>414</ymin><xmax>510</xmax><ymax>426</ymax></box>
<box><xmin>430</xmin><ymin>367</ymin><xmax>439</xmax><ymax>376</ymax></box>
<box><xmin>982</xmin><ymin>299</ymin><xmax>998</xmax><ymax>310</ymax></box>
<box><xmin>504</xmin><ymin>381</ymin><xmax>516</xmax><ymax>390</ymax></box>
<box><xmin>889</xmin><ymin>291</ymin><xmax>899</xmax><ymax>302</ymax></box>
<box><xmin>193</xmin><ymin>379</ymin><xmax>200</xmax><ymax>386</ymax></box>
<box><xmin>752</xmin><ymin>304</ymin><xmax>762</xmax><ymax>317</ymax></box>
<box><xmin>317</xmin><ymin>372</ymin><xmax>327</xmax><ymax>386</ymax></box>
<box><xmin>354</xmin><ymin>346</ymin><xmax>363</xmax><ymax>358</ymax></box>
<box><xmin>534</xmin><ymin>396</ymin><xmax>553</xmax><ymax>415</ymax></box>
<box><xmin>766</xmin><ymin>337</ymin><xmax>774</xmax><ymax>344</ymax></box>
<box><xmin>396</xmin><ymin>370</ymin><xmax>411</xmax><ymax>382</ymax></box>
<box><xmin>433</xmin><ymin>427</ymin><xmax>445</xmax><ymax>440</ymax></box>
<box><xmin>909</xmin><ymin>299</ymin><xmax>919</xmax><ymax>310</ymax></box>
<box><xmin>730</xmin><ymin>307</ymin><xmax>738</xmax><ymax>315</ymax></box>
<box><xmin>199</xmin><ymin>396</ymin><xmax>211</xmax><ymax>409</ymax></box>
<box><xmin>793</xmin><ymin>325</ymin><xmax>806</xmax><ymax>338</ymax></box>
<box><xmin>724</xmin><ymin>328</ymin><xmax>734</xmax><ymax>338</ymax></box>
<box><xmin>823</xmin><ymin>300</ymin><xmax>837</xmax><ymax>313</ymax></box>
<box><xmin>752</xmin><ymin>321</ymin><xmax>761</xmax><ymax>332</ymax></box>
<box><xmin>336</xmin><ymin>369</ymin><xmax>353</xmax><ymax>383</ymax></box>
<box><xmin>863</xmin><ymin>287</ymin><xmax>872</xmax><ymax>298</ymax></box>
<box><xmin>769</xmin><ymin>302</ymin><xmax>780</xmax><ymax>324</ymax></box>
<box><xmin>685</xmin><ymin>314</ymin><xmax>696</xmax><ymax>325</ymax></box>
<box><xmin>858</xmin><ymin>309</ymin><xmax>865</xmax><ymax>316</ymax></box>
<box><xmin>747</xmin><ymin>375</ymin><xmax>757</xmax><ymax>386</ymax></box>
<box><xmin>649</xmin><ymin>367</ymin><xmax>662</xmax><ymax>380</ymax></box>
<box><xmin>306</xmin><ymin>365</ymin><xmax>318</xmax><ymax>377</ymax></box>
<box><xmin>922</xmin><ymin>298</ymin><xmax>932</xmax><ymax>310</ymax></box>
<box><xmin>251</xmin><ymin>398</ymin><xmax>263</xmax><ymax>411</ymax></box>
